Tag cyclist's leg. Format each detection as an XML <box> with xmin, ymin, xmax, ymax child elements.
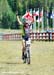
<box><xmin>22</xmin><ymin>39</ymin><xmax>26</xmax><ymax>60</ymax></box>
<box><xmin>29</xmin><ymin>38</ymin><xmax>31</xmax><ymax>54</ymax></box>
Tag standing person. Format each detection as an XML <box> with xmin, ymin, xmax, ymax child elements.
<box><xmin>16</xmin><ymin>12</ymin><xmax>33</xmax><ymax>62</ymax></box>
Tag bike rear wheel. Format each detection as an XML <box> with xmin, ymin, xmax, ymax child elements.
<box><xmin>26</xmin><ymin>50</ymin><xmax>30</xmax><ymax>64</ymax></box>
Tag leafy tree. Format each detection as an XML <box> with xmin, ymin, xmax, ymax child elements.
<box><xmin>2</xmin><ymin>13</ymin><xmax>10</xmax><ymax>29</ymax></box>
<box><xmin>7</xmin><ymin>0</ymin><xmax>17</xmax><ymax>12</ymax></box>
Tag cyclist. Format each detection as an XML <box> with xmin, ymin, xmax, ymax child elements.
<box><xmin>16</xmin><ymin>12</ymin><xmax>33</xmax><ymax>61</ymax></box>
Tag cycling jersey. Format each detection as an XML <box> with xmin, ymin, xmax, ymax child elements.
<box><xmin>22</xmin><ymin>23</ymin><xmax>30</xmax><ymax>41</ymax></box>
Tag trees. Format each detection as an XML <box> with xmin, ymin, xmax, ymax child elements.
<box><xmin>7</xmin><ymin>0</ymin><xmax>17</xmax><ymax>12</ymax></box>
<box><xmin>0</xmin><ymin>0</ymin><xmax>16</xmax><ymax>29</ymax></box>
<box><xmin>0</xmin><ymin>0</ymin><xmax>54</xmax><ymax>29</ymax></box>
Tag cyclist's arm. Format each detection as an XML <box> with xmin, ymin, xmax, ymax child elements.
<box><xmin>17</xmin><ymin>15</ymin><xmax>23</xmax><ymax>25</ymax></box>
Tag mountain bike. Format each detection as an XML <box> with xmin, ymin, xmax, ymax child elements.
<box><xmin>24</xmin><ymin>38</ymin><xmax>31</xmax><ymax>64</ymax></box>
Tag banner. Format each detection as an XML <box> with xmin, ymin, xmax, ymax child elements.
<box><xmin>22</xmin><ymin>11</ymin><xmax>33</xmax><ymax>24</ymax></box>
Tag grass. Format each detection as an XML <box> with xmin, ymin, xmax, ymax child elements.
<box><xmin>0</xmin><ymin>41</ymin><xmax>54</xmax><ymax>75</ymax></box>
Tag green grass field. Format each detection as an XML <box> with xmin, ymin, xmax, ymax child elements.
<box><xmin>0</xmin><ymin>41</ymin><xmax>54</xmax><ymax>75</ymax></box>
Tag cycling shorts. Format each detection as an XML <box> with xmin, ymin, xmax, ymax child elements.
<box><xmin>22</xmin><ymin>35</ymin><xmax>29</xmax><ymax>41</ymax></box>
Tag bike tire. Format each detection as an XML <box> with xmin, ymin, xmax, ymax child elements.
<box><xmin>27</xmin><ymin>50</ymin><xmax>30</xmax><ymax>64</ymax></box>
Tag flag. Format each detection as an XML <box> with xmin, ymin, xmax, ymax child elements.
<box><xmin>36</xmin><ymin>8</ymin><xmax>40</xmax><ymax>32</ymax></box>
<box><xmin>39</xmin><ymin>8</ymin><xmax>43</xmax><ymax>22</ymax></box>
<box><xmin>40</xmin><ymin>8</ymin><xmax>44</xmax><ymax>32</ymax></box>
<box><xmin>51</xmin><ymin>12</ymin><xmax>54</xmax><ymax>18</ymax></box>
<box><xmin>22</xmin><ymin>11</ymin><xmax>32</xmax><ymax>20</ymax></box>
<box><xmin>22</xmin><ymin>11</ymin><xmax>33</xmax><ymax>24</ymax></box>
<box><xmin>36</xmin><ymin>9</ymin><xmax>43</xmax><ymax>23</ymax></box>
<box><xmin>33</xmin><ymin>8</ymin><xmax>36</xmax><ymax>32</ymax></box>
<box><xmin>33</xmin><ymin>9</ymin><xmax>39</xmax><ymax>22</ymax></box>
<box><xmin>40</xmin><ymin>9</ymin><xmax>43</xmax><ymax>17</ymax></box>
<box><xmin>30</xmin><ymin>9</ymin><xmax>32</xmax><ymax>15</ymax></box>
<box><xmin>33</xmin><ymin>10</ymin><xmax>39</xmax><ymax>16</ymax></box>
<box><xmin>50</xmin><ymin>9</ymin><xmax>54</xmax><ymax>19</ymax></box>
<box><xmin>51</xmin><ymin>9</ymin><xmax>54</xmax><ymax>30</ymax></box>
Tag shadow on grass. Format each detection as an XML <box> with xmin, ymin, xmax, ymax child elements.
<box><xmin>0</xmin><ymin>61</ymin><xmax>24</xmax><ymax>65</ymax></box>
